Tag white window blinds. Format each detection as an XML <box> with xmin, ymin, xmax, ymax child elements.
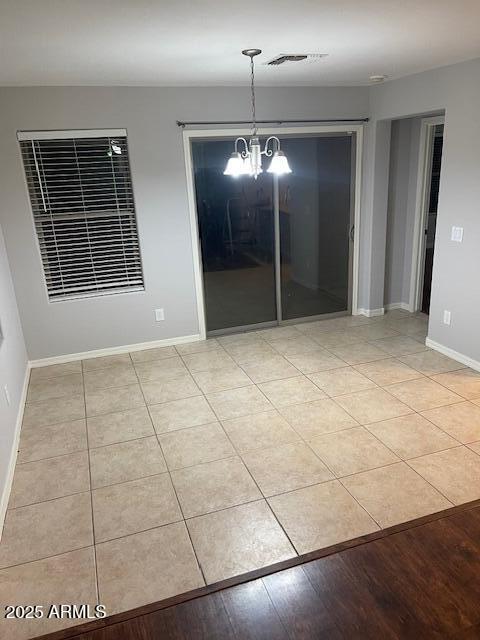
<box><xmin>19</xmin><ymin>130</ymin><xmax>144</xmax><ymax>301</ymax></box>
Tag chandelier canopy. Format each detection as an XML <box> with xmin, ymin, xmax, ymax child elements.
<box><xmin>224</xmin><ymin>49</ymin><xmax>292</xmax><ymax>179</ymax></box>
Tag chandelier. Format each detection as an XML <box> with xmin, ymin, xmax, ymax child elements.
<box><xmin>224</xmin><ymin>49</ymin><xmax>292</xmax><ymax>179</ymax></box>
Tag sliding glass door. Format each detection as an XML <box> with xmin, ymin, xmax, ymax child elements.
<box><xmin>192</xmin><ymin>138</ymin><xmax>276</xmax><ymax>332</ymax></box>
<box><xmin>191</xmin><ymin>131</ymin><xmax>356</xmax><ymax>334</ymax></box>
<box><xmin>278</xmin><ymin>134</ymin><xmax>354</xmax><ymax>320</ymax></box>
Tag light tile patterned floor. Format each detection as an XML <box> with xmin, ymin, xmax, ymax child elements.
<box><xmin>3</xmin><ymin>310</ymin><xmax>480</xmax><ymax>638</ymax></box>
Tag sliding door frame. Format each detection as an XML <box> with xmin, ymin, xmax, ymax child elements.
<box><xmin>183</xmin><ymin>125</ymin><xmax>364</xmax><ymax>339</ymax></box>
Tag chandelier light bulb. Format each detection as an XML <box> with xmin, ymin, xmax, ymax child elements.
<box><xmin>267</xmin><ymin>150</ymin><xmax>292</xmax><ymax>175</ymax></box>
<box><xmin>223</xmin><ymin>152</ymin><xmax>244</xmax><ymax>177</ymax></box>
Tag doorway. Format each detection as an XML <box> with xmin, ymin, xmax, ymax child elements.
<box><xmin>184</xmin><ymin>127</ymin><xmax>362</xmax><ymax>337</ymax></box>
<box><xmin>421</xmin><ymin>124</ymin><xmax>443</xmax><ymax>313</ymax></box>
<box><xmin>413</xmin><ymin>117</ymin><xmax>444</xmax><ymax>314</ymax></box>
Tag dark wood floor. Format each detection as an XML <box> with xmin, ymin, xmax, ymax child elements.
<box><xmin>41</xmin><ymin>502</ymin><xmax>480</xmax><ymax>640</ymax></box>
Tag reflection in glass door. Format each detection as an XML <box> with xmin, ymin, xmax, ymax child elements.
<box><xmin>192</xmin><ymin>138</ymin><xmax>276</xmax><ymax>332</ymax></box>
<box><xmin>278</xmin><ymin>134</ymin><xmax>354</xmax><ymax>321</ymax></box>
<box><xmin>191</xmin><ymin>132</ymin><xmax>356</xmax><ymax>334</ymax></box>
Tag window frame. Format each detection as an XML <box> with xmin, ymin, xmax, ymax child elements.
<box><xmin>17</xmin><ymin>128</ymin><xmax>145</xmax><ymax>303</ymax></box>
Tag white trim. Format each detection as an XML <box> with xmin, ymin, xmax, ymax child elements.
<box><xmin>29</xmin><ymin>333</ymin><xmax>201</xmax><ymax>367</ymax></box>
<box><xmin>356</xmin><ymin>307</ymin><xmax>385</xmax><ymax>317</ymax></box>
<box><xmin>182</xmin><ymin>124</ymin><xmax>364</xmax><ymax>334</ymax></box>
<box><xmin>0</xmin><ymin>364</ymin><xmax>30</xmax><ymax>540</ymax></box>
<box><xmin>426</xmin><ymin>338</ymin><xmax>480</xmax><ymax>373</ymax></box>
<box><xmin>182</xmin><ymin>131</ymin><xmax>207</xmax><ymax>340</ymax></box>
<box><xmin>385</xmin><ymin>302</ymin><xmax>413</xmax><ymax>312</ymax></box>
<box><xmin>352</xmin><ymin>125</ymin><xmax>363</xmax><ymax>315</ymax></box>
<box><xmin>17</xmin><ymin>128</ymin><xmax>127</xmax><ymax>141</ymax></box>
<box><xmin>409</xmin><ymin>116</ymin><xmax>444</xmax><ymax>312</ymax></box>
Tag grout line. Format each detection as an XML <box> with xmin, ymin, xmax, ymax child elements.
<box><xmin>88</xmin><ymin>431</ymin><xmax>158</xmax><ymax>451</ymax></box>
<box><xmin>28</xmin><ymin>366</ymin><xmax>83</xmax><ymax>383</ymax></box>
<box><xmin>7</xmin><ymin>488</ymin><xmax>91</xmax><ymax>511</ymax></box>
<box><xmin>82</xmin><ymin>368</ymin><xmax>101</xmax><ymax>609</ymax></box>
<box><xmin>193</xmin><ymin>377</ymin><xmax>256</xmax><ymax>395</ymax></box>
<box><xmin>94</xmin><ymin>516</ymin><xmax>185</xmax><ymax>547</ymax></box>
<box><xmin>151</xmin><ymin>418</ymin><xmax>221</xmax><ymax>437</ymax></box>
<box><xmin>403</xmin><ymin>443</ymin><xmax>466</xmax><ymax>464</ymax></box>
<box><xmin>380</xmin><ymin>381</ymin><xmax>468</xmax><ymax>413</ymax></box>
<box><xmin>166</xmin><ymin>452</ymin><xmax>239</xmax><ymax>475</ymax></box>
<box><xmin>175</xmin><ymin>347</ymin><xmax>300</xmax><ymax>558</ymax></box>
<box><xmin>425</xmin><ymin>371</ymin><xmax>476</xmax><ymax>400</ymax></box>
<box><xmin>415</xmin><ymin>409</ymin><xmax>471</xmax><ymax>448</ymax></box>
<box><xmin>25</xmin><ymin>386</ymin><xmax>85</xmax><ymax>406</ymax></box>
<box><xmin>361</xmin><ymin>419</ymin><xmax>464</xmax><ymax>456</ymax></box>
<box><xmin>21</xmin><ymin>411</ymin><xmax>86</xmax><ymax>431</ymax></box>
<box><xmin>262</xmin><ymin>498</ymin><xmax>300</xmax><ymax>556</ymax></box>
<box><xmin>403</xmin><ymin>459</ymin><xmax>456</xmax><ymax>506</ymax></box>
<box><xmin>91</xmin><ymin>468</ymin><xmax>176</xmax><ymax>491</ymax></box>
<box><xmin>182</xmin><ymin>497</ymin><xmax>270</xmax><ymax>524</ymax></box>
<box><xmin>0</xmin><ymin>543</ymin><xmax>96</xmax><ymax>572</ymax></box>
<box><xmin>16</xmin><ymin>446</ymin><xmax>89</xmax><ymax>465</ymax></box>
<box><xmin>336</xmin><ymin>476</ymin><xmax>384</xmax><ymax>530</ymax></box>
<box><xmin>132</xmin><ymin>350</ymin><xmax>208</xmax><ymax>587</ymax></box>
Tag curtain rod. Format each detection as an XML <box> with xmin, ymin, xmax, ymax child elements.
<box><xmin>176</xmin><ymin>118</ymin><xmax>369</xmax><ymax>128</ymax></box>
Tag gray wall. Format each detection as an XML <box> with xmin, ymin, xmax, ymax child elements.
<box><xmin>357</xmin><ymin>118</ymin><xmax>391</xmax><ymax>312</ymax></box>
<box><xmin>0</xmin><ymin>86</ymin><xmax>369</xmax><ymax>359</ymax></box>
<box><xmin>0</xmin><ymin>222</ymin><xmax>28</xmax><ymax>516</ymax></box>
<box><xmin>2</xmin><ymin>64</ymin><xmax>479</xmax><ymax>365</ymax></box>
<box><xmin>384</xmin><ymin>117</ymin><xmax>422</xmax><ymax>307</ymax></box>
<box><xmin>365</xmin><ymin>57</ymin><xmax>480</xmax><ymax>361</ymax></box>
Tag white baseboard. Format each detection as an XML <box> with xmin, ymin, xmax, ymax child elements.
<box><xmin>426</xmin><ymin>338</ymin><xmax>480</xmax><ymax>373</ymax></box>
<box><xmin>385</xmin><ymin>302</ymin><xmax>414</xmax><ymax>312</ymax></box>
<box><xmin>29</xmin><ymin>333</ymin><xmax>202</xmax><ymax>368</ymax></box>
<box><xmin>356</xmin><ymin>307</ymin><xmax>385</xmax><ymax>318</ymax></box>
<box><xmin>0</xmin><ymin>363</ymin><xmax>30</xmax><ymax>539</ymax></box>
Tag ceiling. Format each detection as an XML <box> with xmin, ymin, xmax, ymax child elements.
<box><xmin>1</xmin><ymin>0</ymin><xmax>480</xmax><ymax>86</ymax></box>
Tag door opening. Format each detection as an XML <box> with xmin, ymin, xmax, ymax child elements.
<box><xmin>184</xmin><ymin>126</ymin><xmax>362</xmax><ymax>338</ymax></box>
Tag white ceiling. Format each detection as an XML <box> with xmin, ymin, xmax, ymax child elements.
<box><xmin>1</xmin><ymin>0</ymin><xmax>480</xmax><ymax>86</ymax></box>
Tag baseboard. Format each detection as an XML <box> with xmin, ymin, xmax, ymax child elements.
<box><xmin>385</xmin><ymin>302</ymin><xmax>414</xmax><ymax>312</ymax></box>
<box><xmin>29</xmin><ymin>333</ymin><xmax>202</xmax><ymax>368</ymax></box>
<box><xmin>0</xmin><ymin>363</ymin><xmax>30</xmax><ymax>539</ymax></box>
<box><xmin>426</xmin><ymin>338</ymin><xmax>480</xmax><ymax>373</ymax></box>
<box><xmin>356</xmin><ymin>307</ymin><xmax>385</xmax><ymax>318</ymax></box>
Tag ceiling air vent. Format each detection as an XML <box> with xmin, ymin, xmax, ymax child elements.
<box><xmin>266</xmin><ymin>53</ymin><xmax>328</xmax><ymax>66</ymax></box>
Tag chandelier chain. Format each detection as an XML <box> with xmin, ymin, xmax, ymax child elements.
<box><xmin>250</xmin><ymin>56</ymin><xmax>257</xmax><ymax>136</ymax></box>
<box><xmin>223</xmin><ymin>49</ymin><xmax>291</xmax><ymax>178</ymax></box>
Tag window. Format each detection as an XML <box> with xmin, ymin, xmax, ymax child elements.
<box><xmin>18</xmin><ymin>129</ymin><xmax>144</xmax><ymax>301</ymax></box>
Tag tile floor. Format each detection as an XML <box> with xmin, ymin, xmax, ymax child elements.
<box><xmin>3</xmin><ymin>309</ymin><xmax>480</xmax><ymax>638</ymax></box>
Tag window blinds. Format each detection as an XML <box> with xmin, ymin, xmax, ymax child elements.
<box><xmin>19</xmin><ymin>130</ymin><xmax>144</xmax><ymax>301</ymax></box>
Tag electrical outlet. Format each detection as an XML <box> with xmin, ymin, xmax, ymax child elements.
<box><xmin>443</xmin><ymin>310</ymin><xmax>451</xmax><ymax>326</ymax></box>
<box><xmin>4</xmin><ymin>385</ymin><xmax>10</xmax><ymax>406</ymax></box>
<box><xmin>155</xmin><ymin>308</ymin><xmax>165</xmax><ymax>322</ymax></box>
<box><xmin>451</xmin><ymin>226</ymin><xmax>464</xmax><ymax>242</ymax></box>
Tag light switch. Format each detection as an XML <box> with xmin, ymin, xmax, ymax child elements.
<box><xmin>451</xmin><ymin>226</ymin><xmax>464</xmax><ymax>242</ymax></box>
<box><xmin>155</xmin><ymin>308</ymin><xmax>165</xmax><ymax>322</ymax></box>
